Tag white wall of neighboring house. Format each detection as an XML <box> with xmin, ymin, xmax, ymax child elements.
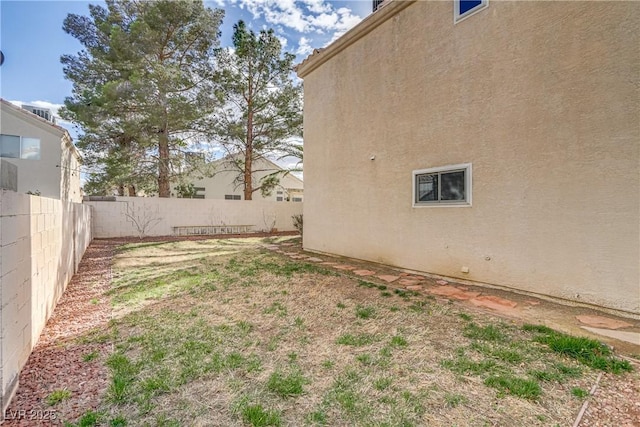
<box><xmin>0</xmin><ymin>99</ymin><xmax>82</xmax><ymax>203</ymax></box>
<box><xmin>177</xmin><ymin>156</ymin><xmax>304</xmax><ymax>202</ymax></box>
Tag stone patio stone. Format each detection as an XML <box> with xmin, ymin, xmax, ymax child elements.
<box><xmin>436</xmin><ymin>280</ymin><xmax>448</xmax><ymax>285</ymax></box>
<box><xmin>306</xmin><ymin>257</ymin><xmax>324</xmax><ymax>262</ymax></box>
<box><xmin>377</xmin><ymin>275</ymin><xmax>400</xmax><ymax>283</ymax></box>
<box><xmin>469</xmin><ymin>295</ymin><xmax>518</xmax><ymax>311</ymax></box>
<box><xmin>576</xmin><ymin>315</ymin><xmax>634</xmax><ymax>330</ymax></box>
<box><xmin>333</xmin><ymin>264</ymin><xmax>356</xmax><ymax>271</ymax></box>
<box><xmin>288</xmin><ymin>254</ymin><xmax>306</xmax><ymax>259</ymax></box>
<box><xmin>427</xmin><ymin>285</ymin><xmax>480</xmax><ymax>301</ymax></box>
<box><xmin>353</xmin><ymin>269</ymin><xmax>376</xmax><ymax>276</ymax></box>
<box><xmin>398</xmin><ymin>278</ymin><xmax>421</xmax><ymax>287</ymax></box>
<box><xmin>406</xmin><ymin>285</ymin><xmax>423</xmax><ymax>291</ymax></box>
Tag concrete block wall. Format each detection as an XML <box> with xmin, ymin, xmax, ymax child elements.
<box><xmin>0</xmin><ymin>190</ymin><xmax>92</xmax><ymax>411</ymax></box>
<box><xmin>85</xmin><ymin>197</ymin><xmax>303</xmax><ymax>238</ymax></box>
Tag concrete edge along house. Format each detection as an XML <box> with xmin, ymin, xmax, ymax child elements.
<box><xmin>296</xmin><ymin>0</ymin><xmax>640</xmax><ymax>315</ymax></box>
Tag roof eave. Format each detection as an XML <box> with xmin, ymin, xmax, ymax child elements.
<box><xmin>295</xmin><ymin>0</ymin><xmax>415</xmax><ymax>79</ymax></box>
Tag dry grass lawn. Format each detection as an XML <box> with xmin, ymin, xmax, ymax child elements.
<box><xmin>70</xmin><ymin>236</ymin><xmax>633</xmax><ymax>426</ymax></box>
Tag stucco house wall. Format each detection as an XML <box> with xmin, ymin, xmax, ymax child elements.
<box><xmin>297</xmin><ymin>1</ymin><xmax>639</xmax><ymax>314</ymax></box>
<box><xmin>0</xmin><ymin>99</ymin><xmax>82</xmax><ymax>203</ymax></box>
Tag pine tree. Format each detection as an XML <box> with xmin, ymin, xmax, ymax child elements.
<box><xmin>211</xmin><ymin>21</ymin><xmax>302</xmax><ymax>200</ymax></box>
<box><xmin>61</xmin><ymin>0</ymin><xmax>223</xmax><ymax>197</ymax></box>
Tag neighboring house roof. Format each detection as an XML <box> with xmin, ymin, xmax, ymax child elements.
<box><xmin>0</xmin><ymin>98</ymin><xmax>82</xmax><ymax>162</ymax></box>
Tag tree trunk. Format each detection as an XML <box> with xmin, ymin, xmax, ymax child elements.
<box><xmin>244</xmin><ymin>101</ymin><xmax>253</xmax><ymax>200</ymax></box>
<box><xmin>128</xmin><ymin>184</ymin><xmax>137</xmax><ymax>197</ymax></box>
<box><xmin>158</xmin><ymin>130</ymin><xmax>170</xmax><ymax>197</ymax></box>
<box><xmin>117</xmin><ymin>184</ymin><xmax>125</xmax><ymax>196</ymax></box>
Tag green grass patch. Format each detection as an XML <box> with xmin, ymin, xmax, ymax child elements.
<box><xmin>523</xmin><ymin>324</ymin><xmax>632</xmax><ymax>373</ymax></box>
<box><xmin>373</xmin><ymin>377</ymin><xmax>393</xmax><ymax>391</ymax></box>
<box><xmin>336</xmin><ymin>333</ymin><xmax>378</xmax><ymax>347</ymax></box>
<box><xmin>83</xmin><ymin>351</ymin><xmax>99</xmax><ymax>362</ymax></box>
<box><xmin>389</xmin><ymin>335</ymin><xmax>408</xmax><ymax>348</ymax></box>
<box><xmin>458</xmin><ymin>313</ymin><xmax>473</xmax><ymax>321</ymax></box>
<box><xmin>45</xmin><ymin>389</ymin><xmax>71</xmax><ymax>406</ymax></box>
<box><xmin>355</xmin><ymin>305</ymin><xmax>376</xmax><ymax>319</ymax></box>
<box><xmin>267</xmin><ymin>370</ymin><xmax>309</xmax><ymax>397</ymax></box>
<box><xmin>444</xmin><ymin>393</ymin><xmax>467</xmax><ymax>408</ymax></box>
<box><xmin>240</xmin><ymin>403</ymin><xmax>282</xmax><ymax>427</ymax></box>
<box><xmin>464</xmin><ymin>323</ymin><xmax>507</xmax><ymax>342</ymax></box>
<box><xmin>571</xmin><ymin>387</ymin><xmax>589</xmax><ymax>399</ymax></box>
<box><xmin>441</xmin><ymin>356</ymin><xmax>498</xmax><ymax>376</ymax></box>
<box><xmin>484</xmin><ymin>375</ymin><xmax>541</xmax><ymax>400</ymax></box>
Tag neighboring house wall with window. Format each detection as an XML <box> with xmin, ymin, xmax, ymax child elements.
<box><xmin>296</xmin><ymin>1</ymin><xmax>639</xmax><ymax>314</ymax></box>
<box><xmin>0</xmin><ymin>100</ymin><xmax>82</xmax><ymax>202</ymax></box>
<box><xmin>179</xmin><ymin>156</ymin><xmax>303</xmax><ymax>202</ymax></box>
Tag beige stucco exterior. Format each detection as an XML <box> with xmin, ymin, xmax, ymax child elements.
<box><xmin>297</xmin><ymin>1</ymin><xmax>640</xmax><ymax>315</ymax></box>
<box><xmin>178</xmin><ymin>156</ymin><xmax>303</xmax><ymax>202</ymax></box>
<box><xmin>0</xmin><ymin>99</ymin><xmax>82</xmax><ymax>202</ymax></box>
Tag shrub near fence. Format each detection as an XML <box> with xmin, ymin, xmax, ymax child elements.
<box><xmin>84</xmin><ymin>197</ymin><xmax>303</xmax><ymax>238</ymax></box>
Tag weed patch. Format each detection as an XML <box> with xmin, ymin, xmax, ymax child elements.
<box><xmin>484</xmin><ymin>375</ymin><xmax>541</xmax><ymax>400</ymax></box>
<box><xmin>523</xmin><ymin>324</ymin><xmax>632</xmax><ymax>373</ymax></box>
<box><xmin>267</xmin><ymin>369</ymin><xmax>309</xmax><ymax>397</ymax></box>
<box><xmin>45</xmin><ymin>389</ymin><xmax>71</xmax><ymax>406</ymax></box>
<box><xmin>336</xmin><ymin>333</ymin><xmax>379</xmax><ymax>347</ymax></box>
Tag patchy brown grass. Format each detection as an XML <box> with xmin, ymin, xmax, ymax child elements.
<box><xmin>75</xmin><ymin>236</ymin><xmax>632</xmax><ymax>426</ymax></box>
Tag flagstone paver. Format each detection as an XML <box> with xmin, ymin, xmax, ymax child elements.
<box><xmin>428</xmin><ymin>285</ymin><xmax>481</xmax><ymax>300</ymax></box>
<box><xmin>469</xmin><ymin>295</ymin><xmax>518</xmax><ymax>312</ymax></box>
<box><xmin>353</xmin><ymin>269</ymin><xmax>376</xmax><ymax>276</ymax></box>
<box><xmin>576</xmin><ymin>315</ymin><xmax>634</xmax><ymax>330</ymax></box>
<box><xmin>321</xmin><ymin>262</ymin><xmax>337</xmax><ymax>266</ymax></box>
<box><xmin>398</xmin><ymin>278</ymin><xmax>422</xmax><ymax>287</ymax></box>
<box><xmin>306</xmin><ymin>257</ymin><xmax>324</xmax><ymax>262</ymax></box>
<box><xmin>436</xmin><ymin>280</ymin><xmax>449</xmax><ymax>285</ymax></box>
<box><xmin>377</xmin><ymin>275</ymin><xmax>400</xmax><ymax>283</ymax></box>
<box><xmin>406</xmin><ymin>285</ymin><xmax>423</xmax><ymax>291</ymax></box>
<box><xmin>333</xmin><ymin>264</ymin><xmax>357</xmax><ymax>271</ymax></box>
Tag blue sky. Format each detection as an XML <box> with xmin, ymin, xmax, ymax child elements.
<box><xmin>0</xmin><ymin>0</ymin><xmax>372</xmax><ymax>136</ymax></box>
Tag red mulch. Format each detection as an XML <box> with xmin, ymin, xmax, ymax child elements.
<box><xmin>3</xmin><ymin>240</ymin><xmax>116</xmax><ymax>426</ymax></box>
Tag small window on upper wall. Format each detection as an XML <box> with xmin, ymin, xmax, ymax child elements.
<box><xmin>413</xmin><ymin>163</ymin><xmax>472</xmax><ymax>207</ymax></box>
<box><xmin>454</xmin><ymin>0</ymin><xmax>488</xmax><ymax>24</ymax></box>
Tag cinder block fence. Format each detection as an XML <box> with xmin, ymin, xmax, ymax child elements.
<box><xmin>0</xmin><ymin>194</ymin><xmax>302</xmax><ymax>411</ymax></box>
<box><xmin>0</xmin><ymin>190</ymin><xmax>92</xmax><ymax>411</ymax></box>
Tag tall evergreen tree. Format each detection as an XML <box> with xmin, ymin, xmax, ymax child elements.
<box><xmin>212</xmin><ymin>21</ymin><xmax>302</xmax><ymax>200</ymax></box>
<box><xmin>61</xmin><ymin>0</ymin><xmax>223</xmax><ymax>197</ymax></box>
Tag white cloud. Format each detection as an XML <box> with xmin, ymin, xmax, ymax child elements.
<box><xmin>237</xmin><ymin>0</ymin><xmax>363</xmax><ymax>36</ymax></box>
<box><xmin>277</xmin><ymin>35</ymin><xmax>289</xmax><ymax>48</ymax></box>
<box><xmin>296</xmin><ymin>36</ymin><xmax>313</xmax><ymax>56</ymax></box>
